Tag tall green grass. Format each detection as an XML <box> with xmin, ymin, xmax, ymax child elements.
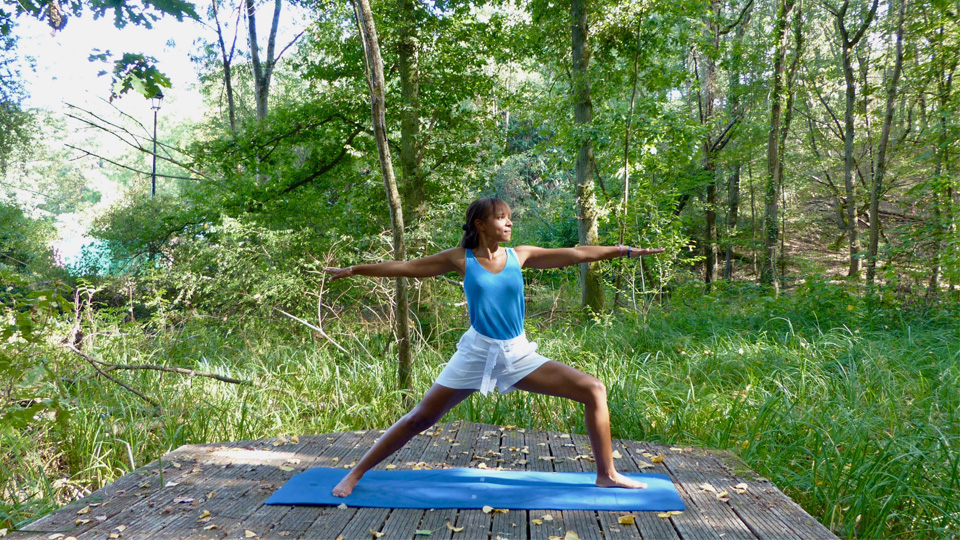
<box><xmin>2</xmin><ymin>279</ymin><xmax>958</xmax><ymax>538</ymax></box>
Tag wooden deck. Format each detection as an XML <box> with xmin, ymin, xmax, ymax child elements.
<box><xmin>11</xmin><ymin>421</ymin><xmax>838</xmax><ymax>539</ymax></box>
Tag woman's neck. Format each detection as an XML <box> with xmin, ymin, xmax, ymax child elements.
<box><xmin>473</xmin><ymin>240</ymin><xmax>502</xmax><ymax>259</ymax></box>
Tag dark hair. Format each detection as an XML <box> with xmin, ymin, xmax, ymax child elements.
<box><xmin>460</xmin><ymin>197</ymin><xmax>510</xmax><ymax>249</ymax></box>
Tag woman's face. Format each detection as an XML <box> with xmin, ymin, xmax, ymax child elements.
<box><xmin>476</xmin><ymin>205</ymin><xmax>512</xmax><ymax>244</ymax></box>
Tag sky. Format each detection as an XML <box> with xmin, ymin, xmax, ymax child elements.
<box><xmin>10</xmin><ymin>5</ymin><xmax>307</xmax><ymax>268</ymax></box>
<box><xmin>12</xmin><ymin>12</ymin><xmax>210</xmax><ymax>266</ymax></box>
<box><xmin>15</xmin><ymin>13</ymin><xmax>207</xmax><ymax>115</ymax></box>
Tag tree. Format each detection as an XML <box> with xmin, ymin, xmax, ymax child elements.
<box><xmin>865</xmin><ymin>0</ymin><xmax>905</xmax><ymax>286</ymax></box>
<box><xmin>762</xmin><ymin>0</ymin><xmax>802</xmax><ymax>289</ymax></box>
<box><xmin>824</xmin><ymin>0</ymin><xmax>879</xmax><ymax>277</ymax></box>
<box><xmin>571</xmin><ymin>0</ymin><xmax>604</xmax><ymax>311</ymax></box>
<box><xmin>352</xmin><ymin>0</ymin><xmax>412</xmax><ymax>392</ymax></box>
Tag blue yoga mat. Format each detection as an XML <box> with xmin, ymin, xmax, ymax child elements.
<box><xmin>265</xmin><ymin>467</ymin><xmax>685</xmax><ymax>511</ymax></box>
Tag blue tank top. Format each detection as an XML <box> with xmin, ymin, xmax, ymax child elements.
<box><xmin>463</xmin><ymin>247</ymin><xmax>525</xmax><ymax>340</ymax></box>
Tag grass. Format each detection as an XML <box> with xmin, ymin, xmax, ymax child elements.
<box><xmin>2</xmin><ymin>278</ymin><xmax>959</xmax><ymax>538</ymax></box>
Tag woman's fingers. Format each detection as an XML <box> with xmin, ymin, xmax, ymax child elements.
<box><xmin>633</xmin><ymin>248</ymin><xmax>665</xmax><ymax>256</ymax></box>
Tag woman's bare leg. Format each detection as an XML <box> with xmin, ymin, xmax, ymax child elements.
<box><xmin>332</xmin><ymin>384</ymin><xmax>475</xmax><ymax>497</ymax></box>
<box><xmin>512</xmin><ymin>361</ymin><xmax>647</xmax><ymax>489</ymax></box>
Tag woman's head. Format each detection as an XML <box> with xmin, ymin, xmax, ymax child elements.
<box><xmin>460</xmin><ymin>197</ymin><xmax>511</xmax><ymax>249</ymax></box>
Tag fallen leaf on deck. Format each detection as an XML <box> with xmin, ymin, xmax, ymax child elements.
<box><xmin>337</xmin><ymin>503</ymin><xmax>348</xmax><ymax>509</ymax></box>
<box><xmin>651</xmin><ymin>453</ymin><xmax>664</xmax><ymax>463</ymax></box>
<box><xmin>76</xmin><ymin>506</ymin><xmax>90</xmax><ymax>515</ymax></box>
<box><xmin>669</xmin><ymin>447</ymin><xmax>684</xmax><ymax>453</ymax></box>
<box><xmin>108</xmin><ymin>533</ymin><xmax>119</xmax><ymax>539</ymax></box>
<box><xmin>173</xmin><ymin>497</ymin><xmax>195</xmax><ymax>504</ymax></box>
<box><xmin>370</xmin><ymin>529</ymin><xmax>384</xmax><ymax>538</ymax></box>
<box><xmin>445</xmin><ymin>521</ymin><xmax>464</xmax><ymax>532</ymax></box>
<box><xmin>414</xmin><ymin>529</ymin><xmax>432</xmax><ymax>535</ymax></box>
<box><xmin>290</xmin><ymin>436</ymin><xmax>299</xmax><ymax>444</ymax></box>
<box><xmin>0</xmin><ymin>529</ymin><xmax>7</xmax><ymax>538</ymax></box>
<box><xmin>541</xmin><ymin>514</ymin><xmax>554</xmax><ymax>521</ymax></box>
<box><xmin>164</xmin><ymin>482</ymin><xmax>179</xmax><ymax>488</ymax></box>
<box><xmin>48</xmin><ymin>534</ymin><xmax>64</xmax><ymax>539</ymax></box>
<box><xmin>637</xmin><ymin>460</ymin><xmax>654</xmax><ymax>469</ymax></box>
<box><xmin>203</xmin><ymin>524</ymin><xmax>218</xmax><ymax>530</ymax></box>
<box><xmin>717</xmin><ymin>490</ymin><xmax>729</xmax><ymax>500</ymax></box>
<box><xmin>539</xmin><ymin>456</ymin><xmax>555</xmax><ymax>461</ymax></box>
<box><xmin>657</xmin><ymin>512</ymin><xmax>672</xmax><ymax>518</ymax></box>
<box><xmin>386</xmin><ymin>464</ymin><xmax>397</xmax><ymax>469</ymax></box>
<box><xmin>207</xmin><ymin>491</ymin><xmax>216</xmax><ymax>499</ymax></box>
<box><xmin>564</xmin><ymin>532</ymin><xmax>581</xmax><ymax>540</ymax></box>
<box><xmin>734</xmin><ymin>482</ymin><xmax>748</xmax><ymax>494</ymax></box>
<box><xmin>617</xmin><ymin>515</ymin><xmax>636</xmax><ymax>525</ymax></box>
<box><xmin>245</xmin><ymin>530</ymin><xmax>258</xmax><ymax>538</ymax></box>
<box><xmin>332</xmin><ymin>457</ymin><xmax>339</xmax><ymax>462</ymax></box>
<box><xmin>198</xmin><ymin>510</ymin><xmax>211</xmax><ymax>519</ymax></box>
<box><xmin>531</xmin><ymin>519</ymin><xmax>543</xmax><ymax>525</ymax></box>
<box><xmin>115</xmin><ymin>525</ymin><xmax>126</xmax><ymax>532</ymax></box>
<box><xmin>287</xmin><ymin>458</ymin><xmax>301</xmax><ymax>464</ymax></box>
<box><xmin>477</xmin><ymin>463</ymin><xmax>488</xmax><ymax>469</ymax></box>
<box><xmin>278</xmin><ymin>465</ymin><xmax>295</xmax><ymax>472</ymax></box>
<box><xmin>75</xmin><ymin>519</ymin><xmax>91</xmax><ymax>525</ymax></box>
<box><xmin>171</xmin><ymin>462</ymin><xmax>181</xmax><ymax>469</ymax></box>
<box><xmin>612</xmin><ymin>450</ymin><xmax>622</xmax><ymax>459</ymax></box>
<box><xmin>699</xmin><ymin>483</ymin><xmax>717</xmax><ymax>493</ymax></box>
<box><xmin>559</xmin><ymin>434</ymin><xmax>571</xmax><ymax>439</ymax></box>
<box><xmin>482</xmin><ymin>506</ymin><xmax>493</xmax><ymax>513</ymax></box>
<box><xmin>95</xmin><ymin>515</ymin><xmax>107</xmax><ymax>522</ymax></box>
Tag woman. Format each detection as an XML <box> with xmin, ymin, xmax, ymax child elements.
<box><xmin>325</xmin><ymin>197</ymin><xmax>664</xmax><ymax>497</ymax></box>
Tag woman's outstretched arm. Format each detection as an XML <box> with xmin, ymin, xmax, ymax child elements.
<box><xmin>515</xmin><ymin>245</ymin><xmax>664</xmax><ymax>270</ymax></box>
<box><xmin>325</xmin><ymin>248</ymin><xmax>463</xmax><ymax>281</ymax></box>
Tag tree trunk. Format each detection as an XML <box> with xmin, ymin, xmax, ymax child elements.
<box><xmin>246</xmin><ymin>0</ymin><xmax>282</xmax><ymax>120</ymax></box>
<box><xmin>212</xmin><ymin>0</ymin><xmax>238</xmax><ymax>131</ymax></box>
<box><xmin>571</xmin><ymin>0</ymin><xmax>604</xmax><ymax>311</ymax></box>
<box><xmin>398</xmin><ymin>0</ymin><xmax>425</xmax><ymax>227</ymax></box>
<box><xmin>866</xmin><ymin>0</ymin><xmax>905</xmax><ymax>286</ymax></box>
<box><xmin>701</xmin><ymin>1</ymin><xmax>719</xmax><ymax>286</ymax></box>
<box><xmin>762</xmin><ymin>0</ymin><xmax>793</xmax><ymax>291</ymax></box>
<box><xmin>723</xmin><ymin>9</ymin><xmax>749</xmax><ymax>280</ymax></box>
<box><xmin>832</xmin><ymin>0</ymin><xmax>879</xmax><ymax>278</ymax></box>
<box><xmin>353</xmin><ymin>0</ymin><xmax>412</xmax><ymax>393</ymax></box>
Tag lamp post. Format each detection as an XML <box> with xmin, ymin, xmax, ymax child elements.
<box><xmin>150</xmin><ymin>91</ymin><xmax>164</xmax><ymax>197</ymax></box>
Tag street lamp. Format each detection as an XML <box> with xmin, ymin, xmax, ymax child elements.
<box><xmin>150</xmin><ymin>91</ymin><xmax>164</xmax><ymax>197</ymax></box>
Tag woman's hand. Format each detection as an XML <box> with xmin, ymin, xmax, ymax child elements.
<box><xmin>628</xmin><ymin>247</ymin><xmax>665</xmax><ymax>257</ymax></box>
<box><xmin>324</xmin><ymin>266</ymin><xmax>354</xmax><ymax>281</ymax></box>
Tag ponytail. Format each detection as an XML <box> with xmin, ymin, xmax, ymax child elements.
<box><xmin>460</xmin><ymin>197</ymin><xmax>509</xmax><ymax>249</ymax></box>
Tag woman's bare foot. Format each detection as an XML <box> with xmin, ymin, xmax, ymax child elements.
<box><xmin>596</xmin><ymin>471</ymin><xmax>648</xmax><ymax>489</ymax></box>
<box><xmin>332</xmin><ymin>472</ymin><xmax>362</xmax><ymax>497</ymax></box>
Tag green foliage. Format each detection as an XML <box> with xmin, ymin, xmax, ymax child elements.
<box><xmin>0</xmin><ymin>203</ymin><xmax>60</xmax><ymax>276</ymax></box>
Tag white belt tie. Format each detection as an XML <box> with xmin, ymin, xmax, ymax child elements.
<box><xmin>467</xmin><ymin>328</ymin><xmax>537</xmax><ymax>396</ymax></box>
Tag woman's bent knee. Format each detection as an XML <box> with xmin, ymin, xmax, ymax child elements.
<box><xmin>401</xmin><ymin>409</ymin><xmax>439</xmax><ymax>433</ymax></box>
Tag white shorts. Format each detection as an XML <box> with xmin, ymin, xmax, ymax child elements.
<box><xmin>435</xmin><ymin>327</ymin><xmax>552</xmax><ymax>396</ymax></box>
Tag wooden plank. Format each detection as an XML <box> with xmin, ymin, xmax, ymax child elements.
<box><xmin>233</xmin><ymin>432</ymin><xmax>360</xmax><ymax>539</ymax></box>
<box><xmin>658</xmin><ymin>446</ymin><xmax>755</xmax><ymax>540</ymax></box>
<box><xmin>416</xmin><ymin>508</ymin><xmax>460</xmax><ymax>540</ymax></box>
<box><xmin>618</xmin><ymin>442</ymin><xmax>699</xmax><ymax>540</ymax></box>
<box><xmin>595</xmin><ymin>510</ymin><xmax>643</xmax><ymax>540</ymax></box>
<box><xmin>10</xmin><ymin>422</ymin><xmax>838</xmax><ymax>540</ymax></box>
<box><xmin>699</xmin><ymin>451</ymin><xmax>838</xmax><ymax>540</ymax></box>
<box><xmin>17</xmin><ymin>442</ymin><xmax>239</xmax><ymax>539</ymax></box>
<box><xmin>492</xmin><ymin>509</ymin><xmax>526</xmax><ymax>540</ymax></box>
<box><xmin>339</xmin><ymin>507</ymin><xmax>391</xmax><ymax>539</ymax></box>
<box><xmin>445</xmin><ymin>421</ymin><xmax>480</xmax><ymax>468</ymax></box>
<box><xmin>69</xmin><ymin>441</ymin><xmax>278</xmax><ymax>540</ymax></box>
<box><xmin>528</xmin><ymin>510</ymin><xmax>566</xmax><ymax>540</ymax></box>
<box><xmin>137</xmin><ymin>435</ymin><xmax>338</xmax><ymax>540</ymax></box>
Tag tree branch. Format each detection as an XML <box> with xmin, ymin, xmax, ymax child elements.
<box><xmin>65</xmin><ymin>344</ymin><xmax>159</xmax><ymax>407</ymax></box>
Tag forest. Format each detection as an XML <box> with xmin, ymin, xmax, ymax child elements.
<box><xmin>1</xmin><ymin>0</ymin><xmax>959</xmax><ymax>536</ymax></box>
